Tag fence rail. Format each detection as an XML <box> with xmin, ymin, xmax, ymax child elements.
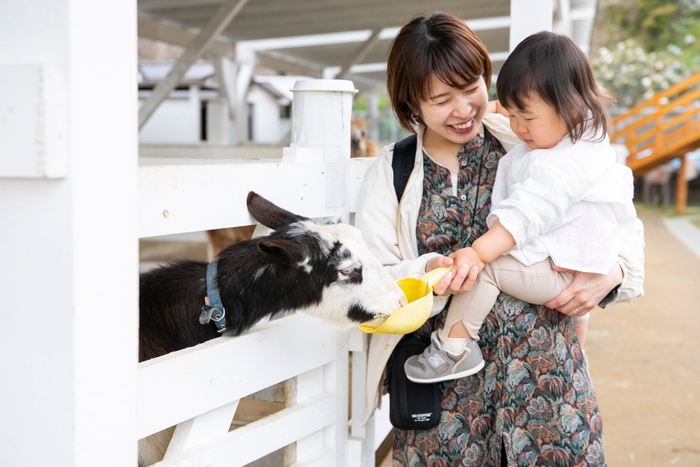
<box><xmin>136</xmin><ymin>80</ymin><xmax>389</xmax><ymax>467</ymax></box>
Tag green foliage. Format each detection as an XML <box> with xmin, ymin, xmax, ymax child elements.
<box><xmin>592</xmin><ymin>39</ymin><xmax>693</xmax><ymax>108</ymax></box>
<box><xmin>600</xmin><ymin>0</ymin><xmax>699</xmax><ymax>53</ymax></box>
<box><xmin>353</xmin><ymin>89</ymin><xmax>392</xmax><ymax>113</ymax></box>
<box><xmin>592</xmin><ymin>0</ymin><xmax>700</xmax><ymax>108</ymax></box>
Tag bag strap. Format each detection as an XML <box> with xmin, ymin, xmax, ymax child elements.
<box><xmin>391</xmin><ymin>134</ymin><xmax>417</xmax><ymax>201</ymax></box>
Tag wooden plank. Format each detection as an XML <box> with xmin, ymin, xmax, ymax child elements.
<box><xmin>138</xmin><ymin>144</ymin><xmax>282</xmax><ymax>159</ymax></box>
<box><xmin>0</xmin><ymin>65</ymin><xmax>67</xmax><ymax>178</ymax></box>
<box><xmin>164</xmin><ymin>400</ymin><xmax>240</xmax><ymax>459</ymax></box>
<box><xmin>154</xmin><ymin>393</ymin><xmax>336</xmax><ymax>467</ymax></box>
<box><xmin>138</xmin><ymin>158</ymin><xmax>374</xmax><ymax>237</ymax></box>
<box><xmin>676</xmin><ymin>154</ymin><xmax>688</xmax><ymax>215</ymax></box>
<box><xmin>137</xmin><ymin>160</ymin><xmax>332</xmax><ymax>237</ymax></box>
<box><xmin>348</xmin><ymin>157</ymin><xmax>376</xmax><ymax>212</ymax></box>
<box><xmin>289</xmin><ymin>448</ymin><xmax>335</xmax><ymax>467</ymax></box>
<box><xmin>612</xmin><ymin>71</ymin><xmax>700</xmax><ymax>128</ymax></box>
<box><xmin>138</xmin><ymin>313</ymin><xmax>342</xmax><ymax>438</ymax></box>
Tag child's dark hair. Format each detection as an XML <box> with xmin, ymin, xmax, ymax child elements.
<box><xmin>496</xmin><ymin>31</ymin><xmax>614</xmax><ymax>142</ymax></box>
<box><xmin>387</xmin><ymin>12</ymin><xmax>492</xmax><ymax>132</ymax></box>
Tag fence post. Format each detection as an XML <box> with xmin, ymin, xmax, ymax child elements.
<box><xmin>0</xmin><ymin>1</ymin><xmax>138</xmax><ymax>466</ymax></box>
<box><xmin>285</xmin><ymin>79</ymin><xmax>357</xmax><ymax>222</ymax></box>
<box><xmin>282</xmin><ymin>79</ymin><xmax>357</xmax><ymax>466</ymax></box>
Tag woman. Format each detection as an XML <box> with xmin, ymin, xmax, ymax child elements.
<box><xmin>354</xmin><ymin>12</ymin><xmax>645</xmax><ymax>466</ymax></box>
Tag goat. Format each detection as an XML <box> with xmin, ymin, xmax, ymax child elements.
<box><xmin>351</xmin><ymin>115</ymin><xmax>379</xmax><ymax>158</ymax></box>
<box><xmin>138</xmin><ymin>192</ymin><xmax>405</xmax><ymax>465</ymax></box>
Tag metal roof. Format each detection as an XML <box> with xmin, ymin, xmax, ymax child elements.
<box><xmin>137</xmin><ymin>0</ymin><xmax>598</xmax><ymax>90</ymax></box>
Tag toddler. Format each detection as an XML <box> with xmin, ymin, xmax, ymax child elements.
<box><xmin>405</xmin><ymin>31</ymin><xmax>637</xmax><ymax>384</ymax></box>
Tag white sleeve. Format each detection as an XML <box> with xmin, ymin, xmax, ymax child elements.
<box><xmin>488</xmin><ymin>150</ymin><xmax>595</xmax><ymax>248</ymax></box>
<box><xmin>482</xmin><ymin>113</ymin><xmax>521</xmax><ymax>151</ymax></box>
<box><xmin>354</xmin><ymin>147</ymin><xmax>441</xmax><ymax>281</ymax></box>
<box><xmin>490</xmin><ymin>151</ymin><xmax>513</xmax><ymax>208</ymax></box>
<box><xmin>609</xmin><ymin>218</ymin><xmax>645</xmax><ymax>304</ymax></box>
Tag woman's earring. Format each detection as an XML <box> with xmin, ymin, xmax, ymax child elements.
<box><xmin>411</xmin><ymin>114</ymin><xmax>420</xmax><ymax>125</ymax></box>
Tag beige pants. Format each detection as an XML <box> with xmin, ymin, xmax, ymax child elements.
<box><xmin>438</xmin><ymin>256</ymin><xmax>589</xmax><ymax>342</ymax></box>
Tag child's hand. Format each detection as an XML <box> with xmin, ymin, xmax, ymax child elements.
<box><xmin>448</xmin><ymin>247</ymin><xmax>485</xmax><ymax>275</ymax></box>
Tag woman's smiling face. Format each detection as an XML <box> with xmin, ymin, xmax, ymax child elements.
<box><xmin>418</xmin><ymin>74</ymin><xmax>489</xmax><ymax>152</ymax></box>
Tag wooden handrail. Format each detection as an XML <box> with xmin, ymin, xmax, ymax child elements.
<box><xmin>610</xmin><ymin>71</ymin><xmax>700</xmax><ymax>178</ymax></box>
<box><xmin>612</xmin><ymin>70</ymin><xmax>700</xmax><ymax>128</ymax></box>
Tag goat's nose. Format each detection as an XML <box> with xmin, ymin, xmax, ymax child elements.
<box><xmin>399</xmin><ymin>295</ymin><xmax>408</xmax><ymax>308</ymax></box>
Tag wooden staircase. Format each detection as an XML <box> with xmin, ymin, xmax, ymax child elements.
<box><xmin>611</xmin><ymin>71</ymin><xmax>700</xmax><ymax>212</ymax></box>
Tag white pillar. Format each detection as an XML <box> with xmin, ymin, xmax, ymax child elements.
<box><xmin>289</xmin><ymin>80</ymin><xmax>357</xmax><ymax>160</ymax></box>
<box><xmin>284</xmin><ymin>79</ymin><xmax>357</xmax><ymax>221</ymax></box>
<box><xmin>188</xmin><ymin>84</ymin><xmax>202</xmax><ymax>142</ymax></box>
<box><xmin>0</xmin><ymin>1</ymin><xmax>138</xmax><ymax>466</ymax></box>
<box><xmin>232</xmin><ymin>45</ymin><xmax>256</xmax><ymax>145</ymax></box>
<box><xmin>553</xmin><ymin>0</ymin><xmax>572</xmax><ymax>36</ymax></box>
<box><xmin>510</xmin><ymin>0</ymin><xmax>554</xmax><ymax>50</ymax></box>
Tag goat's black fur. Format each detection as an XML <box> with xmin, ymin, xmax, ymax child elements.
<box><xmin>139</xmin><ymin>192</ymin><xmax>377</xmax><ymax>362</ymax></box>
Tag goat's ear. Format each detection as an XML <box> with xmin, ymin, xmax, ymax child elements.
<box><xmin>247</xmin><ymin>191</ymin><xmax>309</xmax><ymax>229</ymax></box>
<box><xmin>257</xmin><ymin>238</ymin><xmax>306</xmax><ymax>262</ymax></box>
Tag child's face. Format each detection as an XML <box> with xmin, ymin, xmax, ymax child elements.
<box><xmin>418</xmin><ymin>74</ymin><xmax>489</xmax><ymax>153</ymax></box>
<box><xmin>505</xmin><ymin>94</ymin><xmax>568</xmax><ymax>150</ymax></box>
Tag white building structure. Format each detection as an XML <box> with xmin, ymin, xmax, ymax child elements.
<box><xmin>0</xmin><ymin>1</ymin><xmax>598</xmax><ymax>466</ymax></box>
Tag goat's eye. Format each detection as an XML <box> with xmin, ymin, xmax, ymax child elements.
<box><xmin>340</xmin><ymin>267</ymin><xmax>355</xmax><ymax>276</ymax></box>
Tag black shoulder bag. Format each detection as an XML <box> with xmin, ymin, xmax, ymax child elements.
<box><xmin>387</xmin><ymin>134</ymin><xmax>442</xmax><ymax>430</ymax></box>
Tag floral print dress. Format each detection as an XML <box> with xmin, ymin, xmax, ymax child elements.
<box><xmin>392</xmin><ymin>126</ymin><xmax>606</xmax><ymax>467</ymax></box>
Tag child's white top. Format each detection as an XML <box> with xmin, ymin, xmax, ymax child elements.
<box><xmin>487</xmin><ymin>131</ymin><xmax>637</xmax><ymax>274</ymax></box>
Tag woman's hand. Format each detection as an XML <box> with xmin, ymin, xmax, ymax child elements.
<box><xmin>426</xmin><ymin>255</ymin><xmax>479</xmax><ymax>296</ymax></box>
<box><xmin>487</xmin><ymin>100</ymin><xmax>509</xmax><ymax>117</ymax></box>
<box><xmin>545</xmin><ymin>264</ymin><xmax>623</xmax><ymax>317</ymax></box>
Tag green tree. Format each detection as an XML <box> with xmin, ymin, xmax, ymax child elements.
<box><xmin>592</xmin><ymin>39</ymin><xmax>692</xmax><ymax>108</ymax></box>
<box><xmin>592</xmin><ymin>0</ymin><xmax>700</xmax><ymax>107</ymax></box>
<box><xmin>595</xmin><ymin>0</ymin><xmax>700</xmax><ymax>69</ymax></box>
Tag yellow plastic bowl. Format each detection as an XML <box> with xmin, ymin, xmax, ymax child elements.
<box><xmin>357</xmin><ymin>267</ymin><xmax>450</xmax><ymax>334</ymax></box>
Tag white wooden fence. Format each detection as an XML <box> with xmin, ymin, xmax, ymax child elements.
<box><xmin>0</xmin><ymin>4</ymin><xmax>556</xmax><ymax>465</ymax></box>
<box><xmin>137</xmin><ymin>80</ymin><xmax>392</xmax><ymax>467</ymax></box>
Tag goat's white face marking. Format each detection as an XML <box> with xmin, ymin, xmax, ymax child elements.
<box><xmin>299</xmin><ymin>222</ymin><xmax>406</xmax><ymax>325</ymax></box>
<box><xmin>296</xmin><ymin>256</ymin><xmax>313</xmax><ymax>274</ymax></box>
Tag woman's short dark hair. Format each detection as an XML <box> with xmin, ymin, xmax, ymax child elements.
<box><xmin>387</xmin><ymin>12</ymin><xmax>492</xmax><ymax>132</ymax></box>
<box><xmin>496</xmin><ymin>31</ymin><xmax>615</xmax><ymax>142</ymax></box>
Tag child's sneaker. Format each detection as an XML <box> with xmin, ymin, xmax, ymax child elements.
<box><xmin>404</xmin><ymin>332</ymin><xmax>485</xmax><ymax>383</ymax></box>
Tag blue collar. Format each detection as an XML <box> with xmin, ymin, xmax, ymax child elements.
<box><xmin>199</xmin><ymin>258</ymin><xmax>227</xmax><ymax>333</ymax></box>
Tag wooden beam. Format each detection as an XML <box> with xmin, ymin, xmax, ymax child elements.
<box><xmin>140</xmin><ymin>0</ymin><xmax>221</xmax><ymax>10</ymax></box>
<box><xmin>336</xmin><ymin>29</ymin><xmax>381</xmax><ymax>79</ymax></box>
<box><xmin>254</xmin><ymin>50</ymin><xmax>324</xmax><ymax>78</ymax></box>
<box><xmin>138</xmin><ymin>0</ymin><xmax>249</xmax><ymax>129</ymax></box>
<box><xmin>676</xmin><ymin>154</ymin><xmax>688</xmax><ymax>214</ymax></box>
<box><xmin>137</xmin><ymin>16</ymin><xmax>232</xmax><ymax>57</ymax></box>
<box><xmin>212</xmin><ymin>58</ymin><xmax>235</xmax><ymax>119</ymax></box>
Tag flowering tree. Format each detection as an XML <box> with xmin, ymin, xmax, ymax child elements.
<box><xmin>591</xmin><ymin>39</ymin><xmax>694</xmax><ymax>109</ymax></box>
<box><xmin>591</xmin><ymin>0</ymin><xmax>700</xmax><ymax>109</ymax></box>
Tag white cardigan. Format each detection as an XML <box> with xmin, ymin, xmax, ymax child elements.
<box><xmin>353</xmin><ymin>113</ymin><xmax>646</xmax><ymax>422</ymax></box>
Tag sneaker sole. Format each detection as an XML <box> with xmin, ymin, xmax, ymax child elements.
<box><xmin>405</xmin><ymin>359</ymin><xmax>486</xmax><ymax>384</ymax></box>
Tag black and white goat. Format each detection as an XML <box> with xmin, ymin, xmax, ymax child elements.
<box><xmin>138</xmin><ymin>192</ymin><xmax>406</xmax><ymax>465</ymax></box>
<box><xmin>139</xmin><ymin>190</ymin><xmax>406</xmax><ymax>361</ymax></box>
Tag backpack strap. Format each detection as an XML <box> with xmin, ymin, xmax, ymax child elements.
<box><xmin>391</xmin><ymin>134</ymin><xmax>417</xmax><ymax>201</ymax></box>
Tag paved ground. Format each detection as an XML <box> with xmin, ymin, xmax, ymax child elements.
<box><xmin>378</xmin><ymin>206</ymin><xmax>700</xmax><ymax>467</ymax></box>
<box><xmin>586</xmin><ymin>206</ymin><xmax>700</xmax><ymax>466</ymax></box>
